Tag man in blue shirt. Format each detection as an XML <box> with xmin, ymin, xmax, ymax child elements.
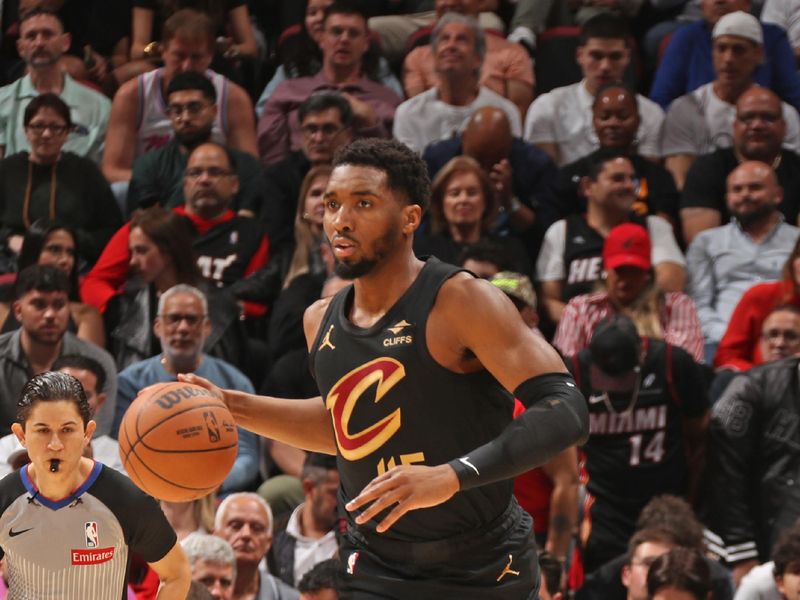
<box><xmin>650</xmin><ymin>0</ymin><xmax>800</xmax><ymax>114</ymax></box>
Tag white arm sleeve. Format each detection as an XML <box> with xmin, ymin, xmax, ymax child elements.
<box><xmin>647</xmin><ymin>215</ymin><xmax>686</xmax><ymax>267</ymax></box>
<box><xmin>536</xmin><ymin>219</ymin><xmax>567</xmax><ymax>281</ymax></box>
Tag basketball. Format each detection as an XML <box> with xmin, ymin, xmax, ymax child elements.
<box><xmin>118</xmin><ymin>382</ymin><xmax>238</xmax><ymax>502</ymax></box>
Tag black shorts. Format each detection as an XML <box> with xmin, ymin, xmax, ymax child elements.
<box><xmin>339</xmin><ymin>501</ymin><xmax>540</xmax><ymax>600</ymax></box>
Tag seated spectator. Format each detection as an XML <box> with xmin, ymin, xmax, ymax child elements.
<box><xmin>490</xmin><ymin>271</ymin><xmax>542</xmax><ymax>334</ymax></box>
<box><xmin>680</xmin><ymin>87</ymin><xmax>800</xmax><ymax>244</ymax></box>
<box><xmin>214</xmin><ymin>493</ymin><xmax>300</xmax><ymax>600</ymax></box>
<box><xmin>413</xmin><ymin>155</ymin><xmax>530</xmax><ymax>272</ymax></box>
<box><xmin>537</xmin><ymin>155</ymin><xmax>685</xmax><ymax>324</ymax></box>
<box><xmin>458</xmin><ymin>238</ymin><xmax>519</xmax><ymax>279</ymax></box>
<box><xmin>0</xmin><ymin>8</ymin><xmax>111</xmax><ymax>163</ymax></box>
<box><xmin>97</xmin><ymin>207</ymin><xmax>248</xmax><ymax>372</ymax></box>
<box><xmin>707</xmin><ymin>354</ymin><xmax>800</xmax><ymax>583</ymax></box>
<box><xmin>646</xmin><ymin>548</ymin><xmax>712</xmax><ymax>600</ymax></box>
<box><xmin>662</xmin><ymin>11</ymin><xmax>800</xmax><ymax>190</ymax></box>
<box><xmin>567</xmin><ymin>316</ymin><xmax>708</xmax><ymax>571</ymax></box>
<box><xmin>715</xmin><ymin>237</ymin><xmax>800</xmax><ymax>372</ymax></box>
<box><xmin>258</xmin><ymin>1</ymin><xmax>401</xmax><ymax>166</ymax></box>
<box><xmin>403</xmin><ymin>0</ymin><xmax>534</xmax><ymax>119</ymax></box>
<box><xmin>523</xmin><ymin>13</ymin><xmax>663</xmax><ymax>167</ymax></box>
<box><xmin>297</xmin><ymin>559</ymin><xmax>342</xmax><ymax>600</ymax></box>
<box><xmin>538</xmin><ymin>551</ymin><xmax>565</xmax><ymax>600</ymax></box>
<box><xmin>269</xmin><ymin>453</ymin><xmax>339</xmax><ymax>588</ymax></box>
<box><xmin>162</xmin><ymin>494</ymin><xmax>217</xmax><ymax>543</ymax></box>
<box><xmin>0</xmin><ymin>219</ymin><xmax>104</xmax><ymax>347</ymax></box>
<box><xmin>734</xmin><ymin>522</ymin><xmax>800</xmax><ymax>600</ymax></box>
<box><xmin>0</xmin><ymin>93</ymin><xmax>122</xmax><ymax>267</ymax></box>
<box><xmin>127</xmin><ymin>71</ymin><xmax>267</xmax><ymax>217</ymax></box>
<box><xmin>687</xmin><ymin>161</ymin><xmax>799</xmax><ymax>363</ymax></box>
<box><xmin>130</xmin><ymin>0</ymin><xmax>258</xmax><ymax>64</ymax></box>
<box><xmin>423</xmin><ymin>106</ymin><xmax>559</xmax><ymax>264</ymax></box>
<box><xmin>556</xmin><ymin>85</ymin><xmax>680</xmax><ymax>226</ymax></box>
<box><xmin>762</xmin><ymin>0</ymin><xmax>800</xmax><ymax>64</ymax></box>
<box><xmin>259</xmin><ymin>92</ymin><xmax>353</xmax><ymax>255</ymax></box>
<box><xmin>759</xmin><ymin>305</ymin><xmax>800</xmax><ymax>363</ymax></box>
<box><xmin>577</xmin><ymin>495</ymin><xmax>734</xmax><ymax>600</ymax></box>
<box><xmin>0</xmin><ymin>354</ymin><xmax>125</xmax><ymax>477</ymax></box>
<box><xmin>393</xmin><ymin>13</ymin><xmax>522</xmax><ymax>155</ymax></box>
<box><xmin>650</xmin><ymin>0</ymin><xmax>800</xmax><ymax>113</ymax></box>
<box><xmin>102</xmin><ymin>9</ymin><xmax>257</xmax><ymax>183</ymax></box>
<box><xmin>115</xmin><ymin>284</ymin><xmax>259</xmax><ymax>494</ymax></box>
<box><xmin>255</xmin><ymin>0</ymin><xmax>402</xmax><ymax>116</ymax></box>
<box><xmin>0</xmin><ymin>265</ymin><xmax>117</xmax><ymax>436</ymax></box>
<box><xmin>555</xmin><ymin>224</ymin><xmax>702</xmax><ymax>361</ymax></box>
<box><xmin>83</xmin><ymin>143</ymin><xmax>270</xmax><ymax>318</ymax></box>
<box><xmin>181</xmin><ymin>532</ymin><xmax>237</xmax><ymax>600</ymax></box>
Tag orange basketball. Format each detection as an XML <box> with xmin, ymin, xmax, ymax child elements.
<box><xmin>118</xmin><ymin>382</ymin><xmax>238</xmax><ymax>502</ymax></box>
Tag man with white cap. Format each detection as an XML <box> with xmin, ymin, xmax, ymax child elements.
<box><xmin>662</xmin><ymin>10</ymin><xmax>800</xmax><ymax>189</ymax></box>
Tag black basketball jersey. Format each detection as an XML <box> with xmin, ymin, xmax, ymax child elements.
<box><xmin>188</xmin><ymin>213</ymin><xmax>266</xmax><ymax>288</ymax></box>
<box><xmin>0</xmin><ymin>462</ymin><xmax>176</xmax><ymax>600</ymax></box>
<box><xmin>562</xmin><ymin>214</ymin><xmax>647</xmax><ymax>301</ymax></box>
<box><xmin>571</xmin><ymin>340</ymin><xmax>708</xmax><ymax>508</ymax></box>
<box><xmin>310</xmin><ymin>258</ymin><xmax>516</xmax><ymax>544</ymax></box>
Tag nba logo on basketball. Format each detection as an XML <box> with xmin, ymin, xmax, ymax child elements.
<box><xmin>85</xmin><ymin>522</ymin><xmax>99</xmax><ymax>548</ymax></box>
<box><xmin>203</xmin><ymin>411</ymin><xmax>221</xmax><ymax>443</ymax></box>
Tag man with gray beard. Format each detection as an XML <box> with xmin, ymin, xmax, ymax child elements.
<box><xmin>114</xmin><ymin>284</ymin><xmax>260</xmax><ymax>494</ymax></box>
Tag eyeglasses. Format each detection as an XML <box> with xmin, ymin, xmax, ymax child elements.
<box><xmin>185</xmin><ymin>167</ymin><xmax>234</xmax><ymax>179</ymax></box>
<box><xmin>165</xmin><ymin>101</ymin><xmax>210</xmax><ymax>117</ymax></box>
<box><xmin>160</xmin><ymin>313</ymin><xmax>206</xmax><ymax>327</ymax></box>
<box><xmin>301</xmin><ymin>123</ymin><xmax>345</xmax><ymax>138</ymax></box>
<box><xmin>762</xmin><ymin>328</ymin><xmax>800</xmax><ymax>342</ymax></box>
<box><xmin>26</xmin><ymin>122</ymin><xmax>69</xmax><ymax>135</ymax></box>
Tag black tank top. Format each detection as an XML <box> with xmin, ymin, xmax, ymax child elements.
<box><xmin>310</xmin><ymin>258</ymin><xmax>515</xmax><ymax>544</ymax></box>
<box><xmin>562</xmin><ymin>214</ymin><xmax>647</xmax><ymax>301</ymax></box>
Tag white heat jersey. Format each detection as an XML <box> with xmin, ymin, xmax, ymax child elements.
<box><xmin>136</xmin><ymin>67</ymin><xmax>229</xmax><ymax>157</ymax></box>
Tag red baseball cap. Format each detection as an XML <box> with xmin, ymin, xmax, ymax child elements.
<box><xmin>603</xmin><ymin>223</ymin><xmax>652</xmax><ymax>271</ymax></box>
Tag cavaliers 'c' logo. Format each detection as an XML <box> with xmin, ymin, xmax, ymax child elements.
<box><xmin>326</xmin><ymin>358</ymin><xmax>405</xmax><ymax>460</ymax></box>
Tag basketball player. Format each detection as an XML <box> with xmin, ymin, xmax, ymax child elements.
<box><xmin>0</xmin><ymin>372</ymin><xmax>191</xmax><ymax>599</ymax></box>
<box><xmin>183</xmin><ymin>138</ymin><xmax>589</xmax><ymax>598</ymax></box>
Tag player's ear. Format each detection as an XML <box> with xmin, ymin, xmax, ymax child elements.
<box><xmin>401</xmin><ymin>204</ymin><xmax>422</xmax><ymax>235</ymax></box>
<box><xmin>153</xmin><ymin>316</ymin><xmax>163</xmax><ymax>339</ymax></box>
<box><xmin>11</xmin><ymin>423</ymin><xmax>25</xmax><ymax>446</ymax></box>
<box><xmin>621</xmin><ymin>564</ymin><xmax>632</xmax><ymax>588</ymax></box>
<box><xmin>84</xmin><ymin>420</ymin><xmax>96</xmax><ymax>443</ymax></box>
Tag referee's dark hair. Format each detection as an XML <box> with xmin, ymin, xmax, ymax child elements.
<box><xmin>166</xmin><ymin>71</ymin><xmax>217</xmax><ymax>104</ymax></box>
<box><xmin>17</xmin><ymin>372</ymin><xmax>92</xmax><ymax>428</ymax></box>
<box><xmin>333</xmin><ymin>138</ymin><xmax>431</xmax><ymax>212</ymax></box>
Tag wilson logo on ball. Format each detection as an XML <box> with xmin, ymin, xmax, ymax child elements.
<box><xmin>155</xmin><ymin>386</ymin><xmax>209</xmax><ymax>410</ymax></box>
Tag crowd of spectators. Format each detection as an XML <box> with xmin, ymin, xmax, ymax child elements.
<box><xmin>1</xmin><ymin>0</ymin><xmax>800</xmax><ymax>598</ymax></box>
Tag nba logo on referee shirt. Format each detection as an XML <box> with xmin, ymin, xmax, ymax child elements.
<box><xmin>85</xmin><ymin>522</ymin><xmax>99</xmax><ymax>548</ymax></box>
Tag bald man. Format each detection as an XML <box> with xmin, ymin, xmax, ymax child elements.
<box><xmin>680</xmin><ymin>87</ymin><xmax>800</xmax><ymax>244</ymax></box>
<box><xmin>423</xmin><ymin>106</ymin><xmax>559</xmax><ymax>262</ymax></box>
<box><xmin>687</xmin><ymin>160</ymin><xmax>800</xmax><ymax>362</ymax></box>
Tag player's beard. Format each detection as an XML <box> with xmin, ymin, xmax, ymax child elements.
<box><xmin>332</xmin><ymin>228</ymin><xmax>397</xmax><ymax>280</ymax></box>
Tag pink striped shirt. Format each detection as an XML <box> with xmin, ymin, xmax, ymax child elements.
<box><xmin>553</xmin><ymin>291</ymin><xmax>704</xmax><ymax>362</ymax></box>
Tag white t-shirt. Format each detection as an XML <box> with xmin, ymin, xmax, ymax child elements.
<box><xmin>536</xmin><ymin>214</ymin><xmax>686</xmax><ymax>282</ymax></box>
<box><xmin>661</xmin><ymin>82</ymin><xmax>800</xmax><ymax>156</ymax></box>
<box><xmin>522</xmin><ymin>79</ymin><xmax>665</xmax><ymax>166</ymax></box>
<box><xmin>762</xmin><ymin>0</ymin><xmax>800</xmax><ymax>50</ymax></box>
<box><xmin>393</xmin><ymin>85</ymin><xmax>522</xmax><ymax>154</ymax></box>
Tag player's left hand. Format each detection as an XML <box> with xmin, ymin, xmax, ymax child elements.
<box><xmin>346</xmin><ymin>464</ymin><xmax>460</xmax><ymax>533</ymax></box>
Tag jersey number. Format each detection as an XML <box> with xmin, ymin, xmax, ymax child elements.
<box><xmin>628</xmin><ymin>431</ymin><xmax>665</xmax><ymax>466</ymax></box>
<box><xmin>197</xmin><ymin>254</ymin><xmax>236</xmax><ymax>281</ymax></box>
<box><xmin>376</xmin><ymin>452</ymin><xmax>425</xmax><ymax>476</ymax></box>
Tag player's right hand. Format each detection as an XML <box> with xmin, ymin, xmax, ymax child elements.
<box><xmin>177</xmin><ymin>373</ymin><xmax>226</xmax><ymax>405</ymax></box>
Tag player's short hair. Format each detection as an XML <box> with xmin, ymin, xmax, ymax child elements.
<box><xmin>19</xmin><ymin>6</ymin><xmax>63</xmax><ymax>31</ymax></box>
<box><xmin>182</xmin><ymin>532</ymin><xmax>236</xmax><ymax>575</ymax></box>
<box><xmin>18</xmin><ymin>371</ymin><xmax>92</xmax><ymax>428</ymax></box>
<box><xmin>773</xmin><ymin>522</ymin><xmax>800</xmax><ymax>578</ymax></box>
<box><xmin>635</xmin><ymin>495</ymin><xmax>705</xmax><ymax>551</ymax></box>
<box><xmin>215</xmin><ymin>492</ymin><xmax>274</xmax><ymax>536</ymax></box>
<box><xmin>323</xmin><ymin>0</ymin><xmax>368</xmax><ymax>27</ymax></box>
<box><xmin>626</xmin><ymin>527</ymin><xmax>677</xmax><ymax>564</ymax></box>
<box><xmin>297</xmin><ymin>558</ymin><xmax>342</xmax><ymax>594</ymax></box>
<box><xmin>166</xmin><ymin>71</ymin><xmax>217</xmax><ymax>104</ymax></box>
<box><xmin>432</xmin><ymin>13</ymin><xmax>486</xmax><ymax>63</ymax></box>
<box><xmin>585</xmin><ymin>148</ymin><xmax>631</xmax><ymax>181</ymax></box>
<box><xmin>24</xmin><ymin>93</ymin><xmax>72</xmax><ymax>129</ymax></box>
<box><xmin>579</xmin><ymin>12</ymin><xmax>631</xmax><ymax>46</ymax></box>
<box><xmin>298</xmin><ymin>91</ymin><xmax>353</xmax><ymax>128</ymax></box>
<box><xmin>302</xmin><ymin>452</ymin><xmax>338</xmax><ymax>486</ymax></box>
<box><xmin>52</xmin><ymin>355</ymin><xmax>107</xmax><ymax>394</ymax></box>
<box><xmin>162</xmin><ymin>8</ymin><xmax>215</xmax><ymax>49</ymax></box>
<box><xmin>157</xmin><ymin>284</ymin><xmax>209</xmax><ymax>318</ymax></box>
<box><xmin>14</xmin><ymin>264</ymin><xmax>70</xmax><ymax>300</ymax></box>
<box><xmin>333</xmin><ymin>138</ymin><xmax>431</xmax><ymax>211</ymax></box>
<box><xmin>458</xmin><ymin>239</ymin><xmax>516</xmax><ymax>273</ymax></box>
<box><xmin>538</xmin><ymin>551</ymin><xmax>563</xmax><ymax>597</ymax></box>
<box><xmin>646</xmin><ymin>547</ymin><xmax>711</xmax><ymax>599</ymax></box>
